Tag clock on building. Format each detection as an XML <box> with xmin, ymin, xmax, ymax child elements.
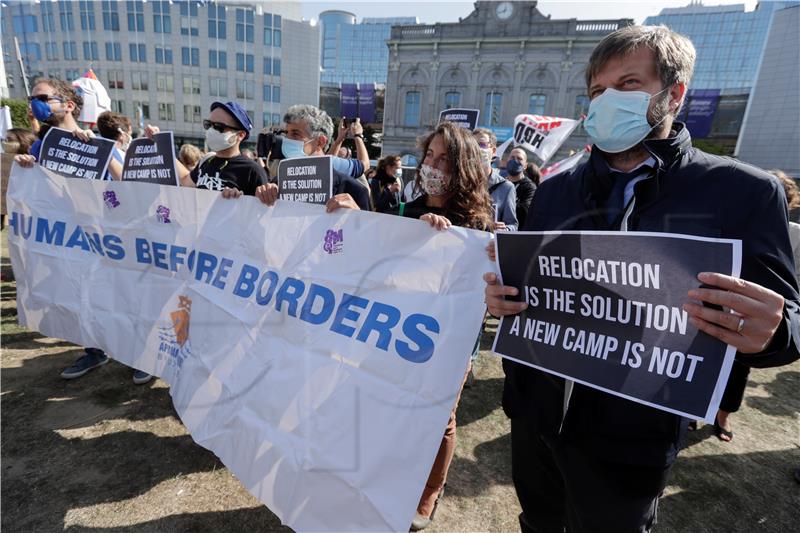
<box><xmin>495</xmin><ymin>1</ymin><xmax>514</xmax><ymax>20</ymax></box>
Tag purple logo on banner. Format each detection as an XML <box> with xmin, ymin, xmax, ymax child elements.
<box><xmin>323</xmin><ymin>229</ymin><xmax>344</xmax><ymax>254</ymax></box>
<box><xmin>358</xmin><ymin>84</ymin><xmax>376</xmax><ymax>124</ymax></box>
<box><xmin>341</xmin><ymin>84</ymin><xmax>359</xmax><ymax>119</ymax></box>
<box><xmin>679</xmin><ymin>89</ymin><xmax>720</xmax><ymax>139</ymax></box>
<box><xmin>156</xmin><ymin>205</ymin><xmax>171</xmax><ymax>224</ymax></box>
<box><xmin>103</xmin><ymin>190</ymin><xmax>120</xmax><ymax>209</ymax></box>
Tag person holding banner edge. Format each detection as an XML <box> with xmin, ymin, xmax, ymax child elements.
<box><xmin>484</xmin><ymin>25</ymin><xmax>799</xmax><ymax>532</ymax></box>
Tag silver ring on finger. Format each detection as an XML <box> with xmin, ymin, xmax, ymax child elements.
<box><xmin>736</xmin><ymin>317</ymin><xmax>745</xmax><ymax>333</ymax></box>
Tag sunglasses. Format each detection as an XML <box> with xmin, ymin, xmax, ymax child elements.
<box><xmin>28</xmin><ymin>94</ymin><xmax>64</xmax><ymax>103</ymax></box>
<box><xmin>203</xmin><ymin>120</ymin><xmax>242</xmax><ymax>133</ymax></box>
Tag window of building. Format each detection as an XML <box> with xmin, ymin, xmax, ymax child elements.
<box><xmin>528</xmin><ymin>94</ymin><xmax>546</xmax><ymax>115</ymax></box>
<box><xmin>65</xmin><ymin>69</ymin><xmax>80</xmax><ymax>81</ymax></box>
<box><xmin>82</xmin><ymin>42</ymin><xmax>99</xmax><ymax>61</ymax></box>
<box><xmin>41</xmin><ymin>2</ymin><xmax>56</xmax><ymax>32</ymax></box>
<box><xmin>179</xmin><ymin>0</ymin><xmax>199</xmax><ymax>36</ymax></box>
<box><xmin>210</xmin><ymin>78</ymin><xmax>227</xmax><ymax>97</ymax></box>
<box><xmin>483</xmin><ymin>92</ymin><xmax>502</xmax><ymax>127</ymax></box>
<box><xmin>444</xmin><ymin>91</ymin><xmax>460</xmax><ymax>109</ymax></box>
<box><xmin>183</xmin><ymin>105</ymin><xmax>202</xmax><ymax>123</ymax></box>
<box><xmin>59</xmin><ymin>2</ymin><xmax>75</xmax><ymax>31</ymax></box>
<box><xmin>235</xmin><ymin>80</ymin><xmax>255</xmax><ymax>100</ymax></box>
<box><xmin>131</xmin><ymin>71</ymin><xmax>149</xmax><ymax>91</ymax></box>
<box><xmin>152</xmin><ymin>1</ymin><xmax>171</xmax><ymax>33</ymax></box>
<box><xmin>108</xmin><ymin>70</ymin><xmax>124</xmax><ymax>90</ymax></box>
<box><xmin>236</xmin><ymin>8</ymin><xmax>254</xmax><ymax>43</ymax></box>
<box><xmin>272</xmin><ymin>86</ymin><xmax>280</xmax><ymax>103</ymax></box>
<box><xmin>101</xmin><ymin>1</ymin><xmax>120</xmax><ymax>31</ymax></box>
<box><xmin>129</xmin><ymin>43</ymin><xmax>146</xmax><ymax>62</ymax></box>
<box><xmin>158</xmin><ymin>102</ymin><xmax>175</xmax><ymax>122</ymax></box>
<box><xmin>127</xmin><ymin>0</ymin><xmax>145</xmax><ymax>32</ymax></box>
<box><xmin>46</xmin><ymin>42</ymin><xmax>59</xmax><ymax>61</ymax></box>
<box><xmin>111</xmin><ymin>100</ymin><xmax>125</xmax><ymax>115</ymax></box>
<box><xmin>79</xmin><ymin>1</ymin><xmax>95</xmax><ymax>31</ymax></box>
<box><xmin>63</xmin><ymin>42</ymin><xmax>78</xmax><ymax>61</ymax></box>
<box><xmin>236</xmin><ymin>53</ymin><xmax>254</xmax><ymax>73</ymax></box>
<box><xmin>263</xmin><ymin>57</ymin><xmax>272</xmax><ymax>75</ymax></box>
<box><xmin>133</xmin><ymin>101</ymin><xmax>150</xmax><ymax>120</ymax></box>
<box><xmin>182</xmin><ymin>47</ymin><xmax>199</xmax><ymax>66</ymax></box>
<box><xmin>156</xmin><ymin>73</ymin><xmax>174</xmax><ymax>92</ymax></box>
<box><xmin>105</xmin><ymin>42</ymin><xmax>121</xmax><ymax>61</ymax></box>
<box><xmin>19</xmin><ymin>43</ymin><xmax>42</xmax><ymax>62</ymax></box>
<box><xmin>13</xmin><ymin>14</ymin><xmax>38</xmax><ymax>34</ymax></box>
<box><xmin>574</xmin><ymin>95</ymin><xmax>590</xmax><ymax>119</ymax></box>
<box><xmin>273</xmin><ymin>58</ymin><xmax>281</xmax><ymax>76</ymax></box>
<box><xmin>263</xmin><ymin>13</ymin><xmax>281</xmax><ymax>46</ymax></box>
<box><xmin>183</xmin><ymin>76</ymin><xmax>200</xmax><ymax>95</ymax></box>
<box><xmin>404</xmin><ymin>91</ymin><xmax>421</xmax><ymax>127</ymax></box>
<box><xmin>48</xmin><ymin>69</ymin><xmax>62</xmax><ymax>80</ymax></box>
<box><xmin>208</xmin><ymin>3</ymin><xmax>226</xmax><ymax>39</ymax></box>
<box><xmin>209</xmin><ymin>50</ymin><xmax>227</xmax><ymax>70</ymax></box>
<box><xmin>155</xmin><ymin>46</ymin><xmax>173</xmax><ymax>64</ymax></box>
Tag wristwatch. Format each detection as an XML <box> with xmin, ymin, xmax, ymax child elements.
<box><xmin>354</xmin><ymin>133</ymin><xmax>364</xmax><ymax>139</ymax></box>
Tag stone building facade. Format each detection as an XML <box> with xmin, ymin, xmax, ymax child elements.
<box><xmin>382</xmin><ymin>1</ymin><xmax>632</xmax><ymax>162</ymax></box>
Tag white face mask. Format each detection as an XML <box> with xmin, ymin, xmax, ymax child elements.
<box><xmin>418</xmin><ymin>164</ymin><xmax>447</xmax><ymax>196</ymax></box>
<box><xmin>394</xmin><ymin>167</ymin><xmax>403</xmax><ymax>179</ymax></box>
<box><xmin>205</xmin><ymin>128</ymin><xmax>239</xmax><ymax>152</ymax></box>
<box><xmin>117</xmin><ymin>128</ymin><xmax>132</xmax><ymax>152</ymax></box>
<box><xmin>480</xmin><ymin>147</ymin><xmax>493</xmax><ymax>168</ymax></box>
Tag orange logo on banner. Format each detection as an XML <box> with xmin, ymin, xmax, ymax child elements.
<box><xmin>170</xmin><ymin>295</ymin><xmax>192</xmax><ymax>347</ymax></box>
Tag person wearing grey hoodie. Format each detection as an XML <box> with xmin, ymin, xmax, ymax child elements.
<box><xmin>473</xmin><ymin>128</ymin><xmax>518</xmax><ymax>231</ymax></box>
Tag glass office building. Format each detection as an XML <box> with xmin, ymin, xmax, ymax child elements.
<box><xmin>644</xmin><ymin>1</ymin><xmax>799</xmax><ymax>94</ymax></box>
<box><xmin>1</xmin><ymin>0</ymin><xmax>316</xmax><ymax>144</ymax></box>
<box><xmin>318</xmin><ymin>12</ymin><xmax>417</xmax><ymax>85</ymax></box>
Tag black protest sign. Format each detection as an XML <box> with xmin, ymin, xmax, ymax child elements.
<box><xmin>122</xmin><ymin>131</ymin><xmax>180</xmax><ymax>186</ymax></box>
<box><xmin>438</xmin><ymin>108</ymin><xmax>480</xmax><ymax>130</ymax></box>
<box><xmin>278</xmin><ymin>156</ymin><xmax>334</xmax><ymax>205</ymax></box>
<box><xmin>492</xmin><ymin>231</ymin><xmax>742</xmax><ymax>421</ymax></box>
<box><xmin>38</xmin><ymin>127</ymin><xmax>115</xmax><ymax>180</ymax></box>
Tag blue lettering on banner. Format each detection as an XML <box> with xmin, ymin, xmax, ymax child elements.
<box><xmin>10</xmin><ymin>213</ymin><xmax>442</xmax><ymax>363</ymax></box>
<box><xmin>11</xmin><ymin>213</ymin><xmax>126</xmax><ymax>260</ymax></box>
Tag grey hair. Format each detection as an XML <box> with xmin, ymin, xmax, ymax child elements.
<box><xmin>283</xmin><ymin>104</ymin><xmax>334</xmax><ymax>150</ymax></box>
<box><xmin>586</xmin><ymin>25</ymin><xmax>696</xmax><ymax>91</ymax></box>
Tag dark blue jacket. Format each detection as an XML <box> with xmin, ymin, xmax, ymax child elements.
<box><xmin>503</xmin><ymin>123</ymin><xmax>800</xmax><ymax>467</ymax></box>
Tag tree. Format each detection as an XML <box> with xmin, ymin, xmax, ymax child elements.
<box><xmin>1</xmin><ymin>98</ymin><xmax>31</xmax><ymax>129</ymax></box>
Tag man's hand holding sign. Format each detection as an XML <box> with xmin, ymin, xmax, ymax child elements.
<box><xmin>683</xmin><ymin>272</ymin><xmax>785</xmax><ymax>354</ymax></box>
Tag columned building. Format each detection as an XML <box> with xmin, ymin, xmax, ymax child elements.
<box><xmin>382</xmin><ymin>1</ymin><xmax>631</xmax><ymax>161</ymax></box>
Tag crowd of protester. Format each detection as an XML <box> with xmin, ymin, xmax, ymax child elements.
<box><xmin>4</xmin><ymin>22</ymin><xmax>800</xmax><ymax>533</ymax></box>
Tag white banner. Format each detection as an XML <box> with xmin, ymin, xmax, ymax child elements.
<box><xmin>7</xmin><ymin>164</ymin><xmax>492</xmax><ymax>532</ymax></box>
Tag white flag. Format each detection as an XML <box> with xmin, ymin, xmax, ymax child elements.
<box><xmin>497</xmin><ymin>114</ymin><xmax>581</xmax><ymax>165</ymax></box>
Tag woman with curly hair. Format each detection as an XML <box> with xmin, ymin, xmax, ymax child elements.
<box><xmin>392</xmin><ymin>121</ymin><xmax>493</xmax><ymax>530</ymax></box>
<box><xmin>395</xmin><ymin>121</ymin><xmax>494</xmax><ymax>233</ymax></box>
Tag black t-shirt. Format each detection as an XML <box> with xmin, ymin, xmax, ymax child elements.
<box><xmin>191</xmin><ymin>154</ymin><xmax>268</xmax><ymax>196</ymax></box>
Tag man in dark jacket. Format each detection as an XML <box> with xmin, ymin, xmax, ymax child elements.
<box><xmin>505</xmin><ymin>147</ymin><xmax>537</xmax><ymax>228</ymax></box>
<box><xmin>484</xmin><ymin>25</ymin><xmax>800</xmax><ymax>533</ymax></box>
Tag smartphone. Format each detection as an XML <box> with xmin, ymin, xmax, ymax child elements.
<box><xmin>342</xmin><ymin>117</ymin><xmax>349</xmax><ymax>128</ymax></box>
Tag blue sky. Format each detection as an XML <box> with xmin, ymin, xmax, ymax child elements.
<box><xmin>299</xmin><ymin>1</ymin><xmax>760</xmax><ymax>25</ymax></box>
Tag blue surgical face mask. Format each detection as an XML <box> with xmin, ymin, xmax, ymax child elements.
<box><xmin>506</xmin><ymin>159</ymin><xmax>524</xmax><ymax>176</ymax></box>
<box><xmin>31</xmin><ymin>98</ymin><xmax>54</xmax><ymax>122</ymax></box>
<box><xmin>281</xmin><ymin>137</ymin><xmax>311</xmax><ymax>159</ymax></box>
<box><xmin>583</xmin><ymin>87</ymin><xmax>669</xmax><ymax>153</ymax></box>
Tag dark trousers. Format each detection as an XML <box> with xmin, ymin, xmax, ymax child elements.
<box><xmin>510</xmin><ymin>417</ymin><xmax>670</xmax><ymax>533</ymax></box>
<box><xmin>719</xmin><ymin>359</ymin><xmax>750</xmax><ymax>413</ymax></box>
